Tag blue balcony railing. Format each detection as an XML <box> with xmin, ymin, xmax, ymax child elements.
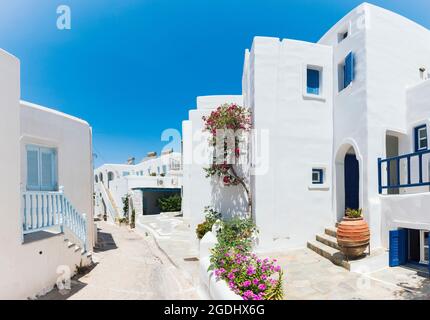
<box><xmin>378</xmin><ymin>149</ymin><xmax>430</xmax><ymax>194</ymax></box>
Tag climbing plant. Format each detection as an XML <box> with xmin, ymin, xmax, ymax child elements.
<box><xmin>202</xmin><ymin>103</ymin><xmax>253</xmax><ymax>217</ymax></box>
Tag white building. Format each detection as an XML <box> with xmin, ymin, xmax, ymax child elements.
<box><xmin>94</xmin><ymin>150</ymin><xmax>182</xmax><ymax>220</ymax></box>
<box><xmin>183</xmin><ymin>3</ymin><xmax>430</xmax><ymax>271</ymax></box>
<box><xmin>0</xmin><ymin>48</ymin><xmax>94</xmax><ymax>299</ymax></box>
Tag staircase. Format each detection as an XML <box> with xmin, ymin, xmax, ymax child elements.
<box><xmin>307</xmin><ymin>225</ymin><xmax>351</xmax><ymax>270</ymax></box>
<box><xmin>98</xmin><ymin>182</ymin><xmax>120</xmax><ymax>222</ymax></box>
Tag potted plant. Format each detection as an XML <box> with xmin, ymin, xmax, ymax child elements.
<box><xmin>336</xmin><ymin>208</ymin><xmax>370</xmax><ymax>259</ymax></box>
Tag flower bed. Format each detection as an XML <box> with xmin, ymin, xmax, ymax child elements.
<box><xmin>213</xmin><ymin>249</ymin><xmax>282</xmax><ymax>300</ymax></box>
<box><xmin>204</xmin><ymin>216</ymin><xmax>284</xmax><ymax>300</ymax></box>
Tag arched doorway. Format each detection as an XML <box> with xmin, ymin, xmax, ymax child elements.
<box><xmin>335</xmin><ymin>143</ymin><xmax>361</xmax><ymax>222</ymax></box>
<box><xmin>344</xmin><ymin>150</ymin><xmax>359</xmax><ymax>210</ymax></box>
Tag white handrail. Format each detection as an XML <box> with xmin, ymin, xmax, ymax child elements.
<box><xmin>22</xmin><ymin>187</ymin><xmax>88</xmax><ymax>252</ymax></box>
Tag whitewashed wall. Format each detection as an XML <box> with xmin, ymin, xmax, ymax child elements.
<box><xmin>0</xmin><ymin>49</ymin><xmax>94</xmax><ymax>299</ymax></box>
<box><xmin>20</xmin><ymin>101</ymin><xmax>94</xmax><ymax>240</ymax></box>
<box><xmin>0</xmin><ymin>49</ymin><xmax>22</xmax><ymax>298</ymax></box>
<box><xmin>244</xmin><ymin>37</ymin><xmax>333</xmax><ymax>250</ymax></box>
<box><xmin>182</xmin><ymin>95</ymin><xmax>246</xmax><ymax>230</ymax></box>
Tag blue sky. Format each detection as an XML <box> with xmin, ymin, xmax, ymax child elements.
<box><xmin>1</xmin><ymin>0</ymin><xmax>429</xmax><ymax>167</ymax></box>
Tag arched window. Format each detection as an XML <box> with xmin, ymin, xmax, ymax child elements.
<box><xmin>99</xmin><ymin>172</ymin><xmax>103</xmax><ymax>182</ymax></box>
<box><xmin>95</xmin><ymin>175</ymin><xmax>99</xmax><ymax>183</ymax></box>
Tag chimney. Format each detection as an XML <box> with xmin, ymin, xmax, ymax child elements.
<box><xmin>127</xmin><ymin>157</ymin><xmax>135</xmax><ymax>165</ymax></box>
<box><xmin>147</xmin><ymin>151</ymin><xmax>157</xmax><ymax>158</ymax></box>
<box><xmin>161</xmin><ymin>148</ymin><xmax>173</xmax><ymax>155</ymax></box>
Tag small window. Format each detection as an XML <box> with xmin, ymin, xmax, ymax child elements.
<box><xmin>415</xmin><ymin>125</ymin><xmax>428</xmax><ymax>152</ymax></box>
<box><xmin>338</xmin><ymin>31</ymin><xmax>348</xmax><ymax>43</ymax></box>
<box><xmin>95</xmin><ymin>175</ymin><xmax>99</xmax><ymax>183</ymax></box>
<box><xmin>339</xmin><ymin>52</ymin><xmax>355</xmax><ymax>91</ymax></box>
<box><xmin>123</xmin><ymin>171</ymin><xmax>130</xmax><ymax>177</ymax></box>
<box><xmin>312</xmin><ymin>169</ymin><xmax>324</xmax><ymax>184</ymax></box>
<box><xmin>307</xmin><ymin>68</ymin><xmax>320</xmax><ymax>95</ymax></box>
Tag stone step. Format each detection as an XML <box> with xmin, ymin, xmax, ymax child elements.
<box><xmin>316</xmin><ymin>233</ymin><xmax>340</xmax><ymax>250</ymax></box>
<box><xmin>307</xmin><ymin>240</ymin><xmax>350</xmax><ymax>270</ymax></box>
<box><xmin>325</xmin><ymin>227</ymin><xmax>337</xmax><ymax>238</ymax></box>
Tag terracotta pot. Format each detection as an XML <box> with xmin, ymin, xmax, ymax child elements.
<box><xmin>337</xmin><ymin>216</ymin><xmax>370</xmax><ymax>259</ymax></box>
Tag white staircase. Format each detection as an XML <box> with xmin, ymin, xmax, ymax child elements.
<box><xmin>307</xmin><ymin>226</ymin><xmax>351</xmax><ymax>270</ymax></box>
<box><xmin>98</xmin><ymin>182</ymin><xmax>120</xmax><ymax>222</ymax></box>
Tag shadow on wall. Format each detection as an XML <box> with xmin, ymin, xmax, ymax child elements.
<box><xmin>210</xmin><ymin>176</ymin><xmax>248</xmax><ymax>220</ymax></box>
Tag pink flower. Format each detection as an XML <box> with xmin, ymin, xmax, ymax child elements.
<box><xmin>227</xmin><ymin>272</ymin><xmax>235</xmax><ymax>280</ymax></box>
<box><xmin>242</xmin><ymin>290</ymin><xmax>254</xmax><ymax>300</ymax></box>
<box><xmin>258</xmin><ymin>284</ymin><xmax>266</xmax><ymax>291</ymax></box>
<box><xmin>242</xmin><ymin>280</ymin><xmax>251</xmax><ymax>288</ymax></box>
<box><xmin>252</xmin><ymin>279</ymin><xmax>259</xmax><ymax>285</ymax></box>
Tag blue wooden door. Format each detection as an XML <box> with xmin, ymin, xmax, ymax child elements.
<box><xmin>389</xmin><ymin>229</ymin><xmax>407</xmax><ymax>267</ymax></box>
<box><xmin>344</xmin><ymin>154</ymin><xmax>359</xmax><ymax>210</ymax></box>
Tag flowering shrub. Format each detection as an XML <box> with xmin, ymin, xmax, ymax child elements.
<box><xmin>202</xmin><ymin>103</ymin><xmax>253</xmax><ymax>216</ymax></box>
<box><xmin>202</xmin><ymin>103</ymin><xmax>252</xmax><ymax>136</ymax></box>
<box><xmin>213</xmin><ymin>249</ymin><xmax>283</xmax><ymax>300</ymax></box>
<box><xmin>209</xmin><ymin>218</ymin><xmax>284</xmax><ymax>300</ymax></box>
<box><xmin>195</xmin><ymin>207</ymin><xmax>222</xmax><ymax>239</ymax></box>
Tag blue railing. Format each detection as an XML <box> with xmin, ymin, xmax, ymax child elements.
<box><xmin>22</xmin><ymin>188</ymin><xmax>87</xmax><ymax>251</ymax></box>
<box><xmin>378</xmin><ymin>149</ymin><xmax>430</xmax><ymax>194</ymax></box>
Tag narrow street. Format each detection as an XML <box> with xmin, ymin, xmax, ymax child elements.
<box><xmin>40</xmin><ymin>221</ymin><xmax>200</xmax><ymax>300</ymax></box>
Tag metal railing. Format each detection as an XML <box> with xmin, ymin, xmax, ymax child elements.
<box><xmin>378</xmin><ymin>149</ymin><xmax>430</xmax><ymax>194</ymax></box>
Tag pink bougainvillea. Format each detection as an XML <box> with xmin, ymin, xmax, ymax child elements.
<box><xmin>213</xmin><ymin>249</ymin><xmax>283</xmax><ymax>300</ymax></box>
<box><xmin>202</xmin><ymin>103</ymin><xmax>253</xmax><ymax>216</ymax></box>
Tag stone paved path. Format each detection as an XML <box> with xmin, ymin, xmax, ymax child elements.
<box><xmin>267</xmin><ymin>248</ymin><xmax>430</xmax><ymax>300</ymax></box>
<box><xmin>39</xmin><ymin>221</ymin><xmax>200</xmax><ymax>300</ymax></box>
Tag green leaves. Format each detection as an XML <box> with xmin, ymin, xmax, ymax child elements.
<box><xmin>195</xmin><ymin>207</ymin><xmax>222</xmax><ymax>239</ymax></box>
<box><xmin>157</xmin><ymin>194</ymin><xmax>182</xmax><ymax>212</ymax></box>
<box><xmin>265</xmin><ymin>270</ymin><xmax>284</xmax><ymax>300</ymax></box>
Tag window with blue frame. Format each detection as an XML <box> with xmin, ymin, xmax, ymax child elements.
<box><xmin>339</xmin><ymin>52</ymin><xmax>355</xmax><ymax>91</ymax></box>
<box><xmin>312</xmin><ymin>169</ymin><xmax>324</xmax><ymax>184</ymax></box>
<box><xmin>415</xmin><ymin>125</ymin><xmax>428</xmax><ymax>152</ymax></box>
<box><xmin>26</xmin><ymin>145</ymin><xmax>58</xmax><ymax>191</ymax></box>
<box><xmin>307</xmin><ymin>68</ymin><xmax>320</xmax><ymax>95</ymax></box>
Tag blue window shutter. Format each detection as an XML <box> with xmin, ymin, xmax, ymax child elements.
<box><xmin>389</xmin><ymin>229</ymin><xmax>407</xmax><ymax>267</ymax></box>
<box><xmin>40</xmin><ymin>148</ymin><xmax>57</xmax><ymax>191</ymax></box>
<box><xmin>27</xmin><ymin>147</ymin><xmax>40</xmax><ymax>191</ymax></box>
<box><xmin>344</xmin><ymin>52</ymin><xmax>355</xmax><ymax>88</ymax></box>
<box><xmin>307</xmin><ymin>69</ymin><xmax>320</xmax><ymax>95</ymax></box>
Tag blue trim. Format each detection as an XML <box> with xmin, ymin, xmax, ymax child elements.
<box><xmin>414</xmin><ymin>124</ymin><xmax>427</xmax><ymax>152</ymax></box>
<box><xmin>344</xmin><ymin>52</ymin><xmax>355</xmax><ymax>88</ymax></box>
<box><xmin>377</xmin><ymin>148</ymin><xmax>430</xmax><ymax>193</ymax></box>
<box><xmin>306</xmin><ymin>68</ymin><xmax>320</xmax><ymax>95</ymax></box>
<box><xmin>377</xmin><ymin>158</ymin><xmax>382</xmax><ymax>194</ymax></box>
<box><xmin>389</xmin><ymin>229</ymin><xmax>407</xmax><ymax>267</ymax></box>
<box><xmin>312</xmin><ymin>169</ymin><xmax>323</xmax><ymax>184</ymax></box>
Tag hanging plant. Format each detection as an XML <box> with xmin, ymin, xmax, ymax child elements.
<box><xmin>202</xmin><ymin>103</ymin><xmax>253</xmax><ymax>217</ymax></box>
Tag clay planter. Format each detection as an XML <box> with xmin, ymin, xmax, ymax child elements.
<box><xmin>337</xmin><ymin>216</ymin><xmax>370</xmax><ymax>259</ymax></box>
